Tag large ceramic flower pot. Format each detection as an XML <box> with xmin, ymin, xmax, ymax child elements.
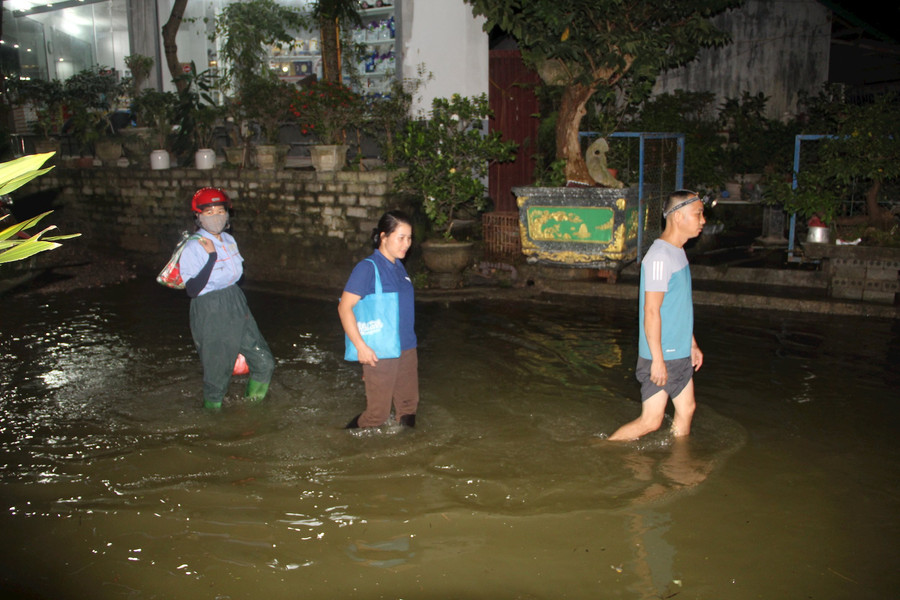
<box><xmin>224</xmin><ymin>146</ymin><xmax>246</xmax><ymax>166</ymax></box>
<box><xmin>95</xmin><ymin>139</ymin><xmax>122</xmax><ymax>166</ymax></box>
<box><xmin>421</xmin><ymin>240</ymin><xmax>474</xmax><ymax>289</ymax></box>
<box><xmin>310</xmin><ymin>144</ymin><xmax>348</xmax><ymax>172</ymax></box>
<box><xmin>256</xmin><ymin>144</ymin><xmax>289</xmax><ymax>170</ymax></box>
<box><xmin>194</xmin><ymin>148</ymin><xmax>216</xmax><ymax>170</ymax></box>
<box><xmin>150</xmin><ymin>149</ymin><xmax>171</xmax><ymax>170</ymax></box>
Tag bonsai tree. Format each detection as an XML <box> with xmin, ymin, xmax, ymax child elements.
<box><xmin>123</xmin><ymin>54</ymin><xmax>154</xmax><ymax>100</ymax></box>
<box><xmin>62</xmin><ymin>68</ymin><xmax>123</xmax><ymax>156</ymax></box>
<box><xmin>464</xmin><ymin>0</ymin><xmax>739</xmax><ymax>184</ymax></box>
<box><xmin>762</xmin><ymin>169</ymin><xmax>841</xmax><ymax>226</ymax></box>
<box><xmin>763</xmin><ymin>88</ymin><xmax>900</xmax><ymax>233</ymax></box>
<box><xmin>395</xmin><ymin>93</ymin><xmax>517</xmax><ymax>240</ymax></box>
<box><xmin>815</xmin><ymin>92</ymin><xmax>900</xmax><ymax>227</ymax></box>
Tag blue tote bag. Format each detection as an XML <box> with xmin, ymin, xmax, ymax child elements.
<box><xmin>344</xmin><ymin>259</ymin><xmax>401</xmax><ymax>361</ymax></box>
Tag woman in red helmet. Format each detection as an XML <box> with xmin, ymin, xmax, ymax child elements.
<box><xmin>178</xmin><ymin>187</ymin><xmax>275</xmax><ymax>410</ymax></box>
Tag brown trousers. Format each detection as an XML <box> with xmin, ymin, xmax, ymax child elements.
<box><xmin>358</xmin><ymin>348</ymin><xmax>419</xmax><ymax>427</ymax></box>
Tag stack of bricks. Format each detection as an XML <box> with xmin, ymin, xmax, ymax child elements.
<box><xmin>825</xmin><ymin>247</ymin><xmax>900</xmax><ymax>304</ymax></box>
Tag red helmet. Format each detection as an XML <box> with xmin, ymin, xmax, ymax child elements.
<box><xmin>191</xmin><ymin>187</ymin><xmax>232</xmax><ymax>213</ymax></box>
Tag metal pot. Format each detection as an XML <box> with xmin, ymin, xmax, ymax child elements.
<box><xmin>806</xmin><ymin>225</ymin><xmax>830</xmax><ymax>244</ymax></box>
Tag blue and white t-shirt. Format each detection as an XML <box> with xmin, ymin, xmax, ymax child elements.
<box><xmin>638</xmin><ymin>238</ymin><xmax>693</xmax><ymax>360</ymax></box>
<box><xmin>344</xmin><ymin>250</ymin><xmax>416</xmax><ymax>351</ymax></box>
<box><xmin>179</xmin><ymin>230</ymin><xmax>243</xmax><ymax>296</ymax></box>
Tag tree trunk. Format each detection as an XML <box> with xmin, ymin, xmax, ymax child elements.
<box><xmin>557</xmin><ymin>82</ymin><xmax>596</xmax><ymax>184</ymax></box>
<box><xmin>161</xmin><ymin>0</ymin><xmax>189</xmax><ymax>93</ymax></box>
<box><xmin>319</xmin><ymin>17</ymin><xmax>341</xmax><ymax>84</ymax></box>
<box><xmin>836</xmin><ymin>179</ymin><xmax>893</xmax><ymax>228</ymax></box>
<box><xmin>865</xmin><ymin>179</ymin><xmax>889</xmax><ymax>222</ymax></box>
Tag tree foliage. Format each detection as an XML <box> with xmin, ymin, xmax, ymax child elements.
<box><xmin>214</xmin><ymin>0</ymin><xmax>309</xmax><ymax>91</ymax></box>
<box><xmin>764</xmin><ymin>88</ymin><xmax>900</xmax><ymax>227</ymax></box>
<box><xmin>464</xmin><ymin>0</ymin><xmax>740</xmax><ymax>183</ymax></box>
<box><xmin>0</xmin><ymin>153</ymin><xmax>80</xmax><ymax>264</ymax></box>
<box><xmin>395</xmin><ymin>94</ymin><xmax>517</xmax><ymax>240</ymax></box>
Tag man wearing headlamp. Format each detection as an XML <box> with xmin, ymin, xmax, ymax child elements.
<box><xmin>609</xmin><ymin>190</ymin><xmax>710</xmax><ymax>441</ymax></box>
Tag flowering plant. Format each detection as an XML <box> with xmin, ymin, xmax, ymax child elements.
<box><xmin>290</xmin><ymin>80</ymin><xmax>364</xmax><ymax>145</ymax></box>
<box><xmin>395</xmin><ymin>93</ymin><xmax>517</xmax><ymax>240</ymax></box>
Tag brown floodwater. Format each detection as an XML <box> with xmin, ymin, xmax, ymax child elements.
<box><xmin>0</xmin><ymin>278</ymin><xmax>897</xmax><ymax>599</ymax></box>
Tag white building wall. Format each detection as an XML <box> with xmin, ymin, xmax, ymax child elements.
<box><xmin>654</xmin><ymin>0</ymin><xmax>831</xmax><ymax>120</ymax></box>
<box><xmin>400</xmin><ymin>0</ymin><xmax>489</xmax><ymax>116</ymax></box>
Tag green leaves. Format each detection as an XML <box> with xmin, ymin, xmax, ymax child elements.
<box><xmin>0</xmin><ymin>153</ymin><xmax>56</xmax><ymax>196</ymax></box>
<box><xmin>464</xmin><ymin>0</ymin><xmax>739</xmax><ymax>176</ymax></box>
<box><xmin>395</xmin><ymin>94</ymin><xmax>517</xmax><ymax>239</ymax></box>
<box><xmin>0</xmin><ymin>212</ymin><xmax>81</xmax><ymax>265</ymax></box>
<box><xmin>0</xmin><ymin>152</ymin><xmax>80</xmax><ymax>264</ymax></box>
<box><xmin>214</xmin><ymin>0</ymin><xmax>310</xmax><ymax>89</ymax></box>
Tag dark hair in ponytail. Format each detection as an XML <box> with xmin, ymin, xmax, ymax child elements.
<box><xmin>372</xmin><ymin>210</ymin><xmax>412</xmax><ymax>249</ymax></box>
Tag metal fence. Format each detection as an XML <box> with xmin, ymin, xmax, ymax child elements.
<box><xmin>580</xmin><ymin>131</ymin><xmax>685</xmax><ymax>263</ymax></box>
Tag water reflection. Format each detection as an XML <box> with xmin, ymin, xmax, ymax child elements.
<box><xmin>1</xmin><ymin>281</ymin><xmax>897</xmax><ymax>598</ymax></box>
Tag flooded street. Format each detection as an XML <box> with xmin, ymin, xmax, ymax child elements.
<box><xmin>1</xmin><ymin>278</ymin><xmax>898</xmax><ymax>599</ymax></box>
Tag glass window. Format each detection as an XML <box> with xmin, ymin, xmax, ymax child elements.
<box><xmin>2</xmin><ymin>0</ymin><xmax>128</xmax><ymax>81</ymax></box>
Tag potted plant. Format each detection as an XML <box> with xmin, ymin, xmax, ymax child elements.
<box><xmin>132</xmin><ymin>89</ymin><xmax>178</xmax><ymax>169</ymax></box>
<box><xmin>292</xmin><ymin>79</ymin><xmax>364</xmax><ymax>171</ymax></box>
<box><xmin>123</xmin><ymin>54</ymin><xmax>154</xmax><ymax>100</ymax></box>
<box><xmin>812</xmin><ymin>91</ymin><xmax>900</xmax><ymax>229</ymax></box>
<box><xmin>239</xmin><ymin>74</ymin><xmax>295</xmax><ymax>169</ymax></box>
<box><xmin>762</xmin><ymin>169</ymin><xmax>840</xmax><ymax>240</ymax></box>
<box><xmin>62</xmin><ymin>68</ymin><xmax>123</xmax><ymax>165</ymax></box>
<box><xmin>191</xmin><ymin>103</ymin><xmax>223</xmax><ymax>169</ymax></box>
<box><xmin>10</xmin><ymin>79</ymin><xmax>66</xmax><ymax>155</ymax></box>
<box><xmin>172</xmin><ymin>64</ymin><xmax>224</xmax><ymax>169</ymax></box>
<box><xmin>222</xmin><ymin>95</ymin><xmax>252</xmax><ymax>167</ymax></box>
<box><xmin>764</xmin><ymin>87</ymin><xmax>900</xmax><ymax>245</ymax></box>
<box><xmin>395</xmin><ymin>93</ymin><xmax>517</xmax><ymax>286</ymax></box>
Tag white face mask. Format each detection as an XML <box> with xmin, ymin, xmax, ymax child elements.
<box><xmin>199</xmin><ymin>213</ymin><xmax>228</xmax><ymax>235</ymax></box>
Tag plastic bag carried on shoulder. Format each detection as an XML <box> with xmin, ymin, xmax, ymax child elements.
<box><xmin>157</xmin><ymin>231</ymin><xmax>202</xmax><ymax>289</ymax></box>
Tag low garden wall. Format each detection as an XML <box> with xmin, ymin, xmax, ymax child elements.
<box><xmin>26</xmin><ymin>165</ymin><xmax>403</xmax><ymax>289</ymax></box>
<box><xmin>804</xmin><ymin>242</ymin><xmax>900</xmax><ymax>304</ymax></box>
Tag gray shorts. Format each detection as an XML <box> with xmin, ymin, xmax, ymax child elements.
<box><xmin>636</xmin><ymin>356</ymin><xmax>694</xmax><ymax>401</ymax></box>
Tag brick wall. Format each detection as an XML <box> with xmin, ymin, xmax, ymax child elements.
<box><xmin>805</xmin><ymin>243</ymin><xmax>900</xmax><ymax>304</ymax></box>
<box><xmin>26</xmin><ymin>165</ymin><xmax>405</xmax><ymax>289</ymax></box>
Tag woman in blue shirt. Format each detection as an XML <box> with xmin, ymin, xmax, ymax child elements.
<box><xmin>178</xmin><ymin>188</ymin><xmax>275</xmax><ymax>410</ymax></box>
<box><xmin>339</xmin><ymin>210</ymin><xmax>418</xmax><ymax>428</ymax></box>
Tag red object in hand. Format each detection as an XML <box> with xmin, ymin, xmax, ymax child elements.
<box><xmin>233</xmin><ymin>353</ymin><xmax>249</xmax><ymax>376</ymax></box>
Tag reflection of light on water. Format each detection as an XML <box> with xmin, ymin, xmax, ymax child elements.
<box><xmin>794</xmin><ymin>370</ymin><xmax>816</xmax><ymax>404</ymax></box>
<box><xmin>39</xmin><ymin>369</ymin><xmax>73</xmax><ymax>388</ymax></box>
